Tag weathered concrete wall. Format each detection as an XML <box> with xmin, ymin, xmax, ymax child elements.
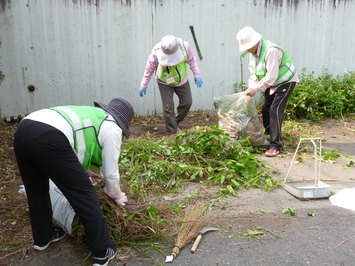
<box><xmin>1</xmin><ymin>0</ymin><xmax>354</xmax><ymax>118</ymax></box>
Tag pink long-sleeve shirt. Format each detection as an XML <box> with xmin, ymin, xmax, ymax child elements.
<box><xmin>140</xmin><ymin>40</ymin><xmax>201</xmax><ymax>88</ymax></box>
<box><xmin>248</xmin><ymin>40</ymin><xmax>299</xmax><ymax>95</ymax></box>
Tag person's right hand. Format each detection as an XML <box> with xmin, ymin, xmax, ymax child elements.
<box><xmin>245</xmin><ymin>88</ymin><xmax>256</xmax><ymax>97</ymax></box>
<box><xmin>139</xmin><ymin>87</ymin><xmax>147</xmax><ymax>97</ymax></box>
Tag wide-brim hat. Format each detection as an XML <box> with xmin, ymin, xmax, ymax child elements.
<box><xmin>236</xmin><ymin>26</ymin><xmax>262</xmax><ymax>51</ymax></box>
<box><xmin>156</xmin><ymin>35</ymin><xmax>184</xmax><ymax>66</ymax></box>
<box><xmin>94</xmin><ymin>97</ymin><xmax>134</xmax><ymax>139</ymax></box>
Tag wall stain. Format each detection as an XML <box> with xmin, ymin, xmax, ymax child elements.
<box><xmin>0</xmin><ymin>0</ymin><xmax>7</xmax><ymax>13</ymax></box>
<box><xmin>65</xmin><ymin>0</ymin><xmax>132</xmax><ymax>8</ymax></box>
<box><xmin>0</xmin><ymin>71</ymin><xmax>5</xmax><ymax>86</ymax></box>
<box><xmin>264</xmin><ymin>0</ymin><xmax>300</xmax><ymax>9</ymax></box>
<box><xmin>263</xmin><ymin>0</ymin><xmax>351</xmax><ymax>9</ymax></box>
<box><xmin>1</xmin><ymin>0</ymin><xmax>353</xmax><ymax>12</ymax></box>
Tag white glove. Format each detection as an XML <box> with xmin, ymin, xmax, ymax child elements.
<box><xmin>86</xmin><ymin>170</ymin><xmax>103</xmax><ymax>183</ymax></box>
<box><xmin>104</xmin><ymin>186</ymin><xmax>128</xmax><ymax>206</ymax></box>
<box><xmin>245</xmin><ymin>88</ymin><xmax>256</xmax><ymax>97</ymax></box>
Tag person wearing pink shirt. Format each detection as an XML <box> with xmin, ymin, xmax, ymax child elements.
<box><xmin>237</xmin><ymin>26</ymin><xmax>299</xmax><ymax>157</ymax></box>
<box><xmin>138</xmin><ymin>35</ymin><xmax>203</xmax><ymax>135</ymax></box>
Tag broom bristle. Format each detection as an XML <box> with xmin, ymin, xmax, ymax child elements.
<box><xmin>171</xmin><ymin>201</ymin><xmax>209</xmax><ymax>258</ymax></box>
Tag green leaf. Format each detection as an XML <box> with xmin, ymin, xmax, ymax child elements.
<box><xmin>226</xmin><ymin>185</ymin><xmax>236</xmax><ymax>196</ymax></box>
<box><xmin>171</xmin><ymin>204</ymin><xmax>181</xmax><ymax>214</ymax></box>
<box><xmin>282</xmin><ymin>208</ymin><xmax>296</xmax><ymax>216</ymax></box>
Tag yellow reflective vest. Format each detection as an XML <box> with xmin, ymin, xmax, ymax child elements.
<box><xmin>249</xmin><ymin>39</ymin><xmax>296</xmax><ymax>87</ymax></box>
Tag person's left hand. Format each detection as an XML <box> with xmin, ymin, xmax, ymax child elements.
<box><xmin>245</xmin><ymin>88</ymin><xmax>256</xmax><ymax>97</ymax></box>
<box><xmin>86</xmin><ymin>169</ymin><xmax>103</xmax><ymax>183</ymax></box>
<box><xmin>104</xmin><ymin>186</ymin><xmax>128</xmax><ymax>206</ymax></box>
<box><xmin>194</xmin><ymin>77</ymin><xmax>203</xmax><ymax>88</ymax></box>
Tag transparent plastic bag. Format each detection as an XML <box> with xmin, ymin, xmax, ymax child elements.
<box><xmin>213</xmin><ymin>92</ymin><xmax>267</xmax><ymax>146</ymax></box>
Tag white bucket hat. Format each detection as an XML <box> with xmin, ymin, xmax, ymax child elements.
<box><xmin>236</xmin><ymin>26</ymin><xmax>262</xmax><ymax>51</ymax></box>
<box><xmin>156</xmin><ymin>35</ymin><xmax>184</xmax><ymax>66</ymax></box>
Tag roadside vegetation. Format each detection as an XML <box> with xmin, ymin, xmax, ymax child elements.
<box><xmin>286</xmin><ymin>69</ymin><xmax>355</xmax><ymax>121</ymax></box>
<box><xmin>90</xmin><ymin>71</ymin><xmax>355</xmax><ymax>257</ymax></box>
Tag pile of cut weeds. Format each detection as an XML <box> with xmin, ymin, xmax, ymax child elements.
<box><xmin>0</xmin><ymin>113</ymin><xmax>218</xmax><ymax>263</ymax></box>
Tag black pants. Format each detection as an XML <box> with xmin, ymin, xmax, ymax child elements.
<box><xmin>158</xmin><ymin>80</ymin><xmax>192</xmax><ymax>134</ymax></box>
<box><xmin>13</xmin><ymin>120</ymin><xmax>113</xmax><ymax>256</ymax></box>
<box><xmin>262</xmin><ymin>82</ymin><xmax>296</xmax><ymax>151</ymax></box>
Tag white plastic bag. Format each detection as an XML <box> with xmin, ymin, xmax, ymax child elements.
<box><xmin>19</xmin><ymin>170</ymin><xmax>103</xmax><ymax>234</ymax></box>
<box><xmin>213</xmin><ymin>92</ymin><xmax>267</xmax><ymax>146</ymax></box>
<box><xmin>329</xmin><ymin>187</ymin><xmax>355</xmax><ymax>212</ymax></box>
<box><xmin>19</xmin><ymin>180</ymin><xmax>76</xmax><ymax>234</ymax></box>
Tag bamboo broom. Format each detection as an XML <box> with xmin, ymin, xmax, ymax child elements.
<box><xmin>166</xmin><ymin>201</ymin><xmax>208</xmax><ymax>262</ymax></box>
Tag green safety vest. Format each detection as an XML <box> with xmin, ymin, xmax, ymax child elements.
<box><xmin>51</xmin><ymin>106</ymin><xmax>112</xmax><ymax>170</ymax></box>
<box><xmin>156</xmin><ymin>38</ymin><xmax>188</xmax><ymax>85</ymax></box>
<box><xmin>249</xmin><ymin>39</ymin><xmax>296</xmax><ymax>87</ymax></box>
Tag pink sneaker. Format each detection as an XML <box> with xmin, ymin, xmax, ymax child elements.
<box><xmin>265</xmin><ymin>148</ymin><xmax>279</xmax><ymax>157</ymax></box>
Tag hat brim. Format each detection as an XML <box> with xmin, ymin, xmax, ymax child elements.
<box><xmin>94</xmin><ymin>101</ymin><xmax>130</xmax><ymax>139</ymax></box>
<box><xmin>239</xmin><ymin>33</ymin><xmax>262</xmax><ymax>51</ymax></box>
<box><xmin>156</xmin><ymin>47</ymin><xmax>184</xmax><ymax>66</ymax></box>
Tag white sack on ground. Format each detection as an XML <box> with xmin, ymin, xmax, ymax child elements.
<box><xmin>329</xmin><ymin>187</ymin><xmax>355</xmax><ymax>212</ymax></box>
<box><xmin>19</xmin><ymin>180</ymin><xmax>76</xmax><ymax>234</ymax></box>
<box><xmin>213</xmin><ymin>92</ymin><xmax>267</xmax><ymax>146</ymax></box>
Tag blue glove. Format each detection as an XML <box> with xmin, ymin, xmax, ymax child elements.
<box><xmin>194</xmin><ymin>77</ymin><xmax>203</xmax><ymax>88</ymax></box>
<box><xmin>139</xmin><ymin>87</ymin><xmax>147</xmax><ymax>97</ymax></box>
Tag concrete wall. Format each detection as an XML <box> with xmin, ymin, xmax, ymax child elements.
<box><xmin>1</xmin><ymin>0</ymin><xmax>354</xmax><ymax>118</ymax></box>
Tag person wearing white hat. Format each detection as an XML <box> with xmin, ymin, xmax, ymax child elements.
<box><xmin>236</xmin><ymin>26</ymin><xmax>299</xmax><ymax>157</ymax></box>
<box><xmin>138</xmin><ymin>35</ymin><xmax>203</xmax><ymax>135</ymax></box>
<box><xmin>13</xmin><ymin>98</ymin><xmax>134</xmax><ymax>265</ymax></box>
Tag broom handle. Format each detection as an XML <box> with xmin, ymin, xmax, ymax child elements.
<box><xmin>190</xmin><ymin>234</ymin><xmax>203</xmax><ymax>253</ymax></box>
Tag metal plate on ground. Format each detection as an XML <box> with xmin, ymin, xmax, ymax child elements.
<box><xmin>284</xmin><ymin>181</ymin><xmax>331</xmax><ymax>199</ymax></box>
